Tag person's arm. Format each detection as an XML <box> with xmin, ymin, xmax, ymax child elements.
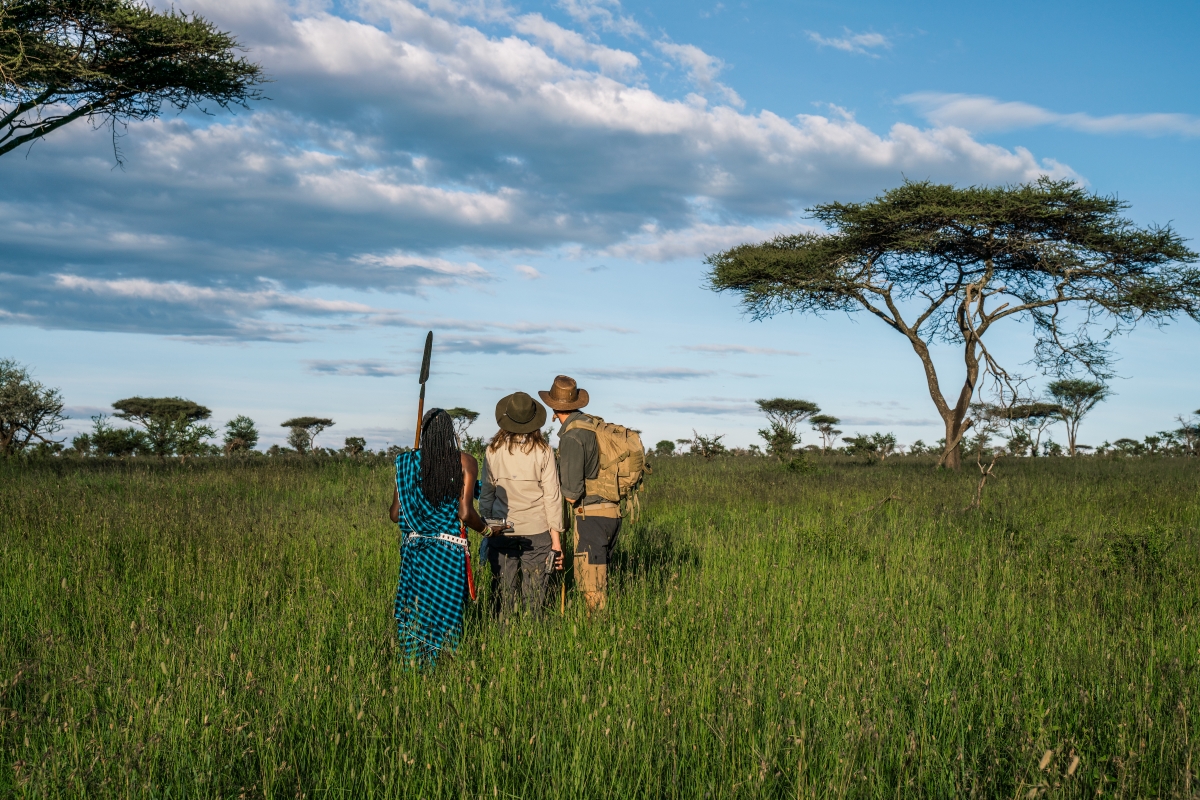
<box><xmin>458</xmin><ymin>452</ymin><xmax>487</xmax><ymax>532</ymax></box>
<box><xmin>558</xmin><ymin>432</ymin><xmax>586</xmax><ymax>504</ymax></box>
<box><xmin>389</xmin><ymin>486</ymin><xmax>400</xmax><ymax>524</ymax></box>
<box><xmin>539</xmin><ymin>448</ymin><xmax>565</xmax><ymax>569</ymax></box>
<box><xmin>478</xmin><ymin>451</ymin><xmax>496</xmax><ymax>520</ymax></box>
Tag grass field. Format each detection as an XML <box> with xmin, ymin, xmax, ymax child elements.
<box><xmin>1</xmin><ymin>455</ymin><xmax>1198</xmax><ymax>798</ymax></box>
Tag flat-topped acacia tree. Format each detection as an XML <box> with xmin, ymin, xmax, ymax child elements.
<box><xmin>1047</xmin><ymin>378</ymin><xmax>1110</xmax><ymax>457</ymax></box>
<box><xmin>707</xmin><ymin>179</ymin><xmax>1200</xmax><ymax>468</ymax></box>
<box><xmin>1</xmin><ymin>0</ymin><xmax>264</xmax><ymax>159</ymax></box>
<box><xmin>112</xmin><ymin>396</ymin><xmax>213</xmax><ymax>458</ymax></box>
<box><xmin>281</xmin><ymin>417</ymin><xmax>333</xmax><ymax>455</ymax></box>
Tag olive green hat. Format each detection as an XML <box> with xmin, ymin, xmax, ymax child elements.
<box><xmin>495</xmin><ymin>391</ymin><xmax>547</xmax><ymax>434</ymax></box>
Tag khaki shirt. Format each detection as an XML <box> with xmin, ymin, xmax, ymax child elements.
<box><xmin>479</xmin><ymin>443</ymin><xmax>564</xmax><ymax>535</ymax></box>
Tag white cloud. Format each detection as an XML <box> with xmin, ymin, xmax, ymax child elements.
<box><xmin>353</xmin><ymin>252</ymin><xmax>493</xmax><ymax>284</ymax></box>
<box><xmin>807</xmin><ymin>29</ymin><xmax>891</xmax><ymax>57</ymax></box>
<box><xmin>513</xmin><ymin>264</ymin><xmax>543</xmax><ymax>279</ymax></box>
<box><xmin>656</xmin><ymin>41</ymin><xmax>743</xmax><ymax>108</ymax></box>
<box><xmin>555</xmin><ymin>0</ymin><xmax>644</xmax><ymax>37</ymax></box>
<box><xmin>901</xmin><ymin>92</ymin><xmax>1200</xmax><ymax>137</ymax></box>
<box><xmin>52</xmin><ymin>274</ymin><xmax>375</xmax><ymax>315</ymax></box>
<box><xmin>513</xmin><ymin>13</ymin><xmax>639</xmax><ymax>76</ymax></box>
<box><xmin>1</xmin><ymin>0</ymin><xmax>1083</xmax><ymax>340</ymax></box>
<box><xmin>576</xmin><ymin>367</ymin><xmax>715</xmax><ymax>382</ymax></box>
<box><xmin>683</xmin><ymin>344</ymin><xmax>807</xmax><ymax>356</ymax></box>
<box><xmin>602</xmin><ymin>221</ymin><xmax>801</xmax><ymax>262</ymax></box>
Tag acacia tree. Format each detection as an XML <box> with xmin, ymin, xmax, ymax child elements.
<box><xmin>1</xmin><ymin>0</ymin><xmax>264</xmax><ymax>159</ymax></box>
<box><xmin>1174</xmin><ymin>410</ymin><xmax>1199</xmax><ymax>456</ymax></box>
<box><xmin>446</xmin><ymin>407</ymin><xmax>479</xmax><ymax>439</ymax></box>
<box><xmin>0</xmin><ymin>358</ymin><xmax>66</xmax><ymax>455</ymax></box>
<box><xmin>755</xmin><ymin>397</ymin><xmax>819</xmax><ymax>460</ymax></box>
<box><xmin>1047</xmin><ymin>379</ymin><xmax>1109</xmax><ymax>456</ymax></box>
<box><xmin>222</xmin><ymin>415</ymin><xmax>258</xmax><ymax>455</ymax></box>
<box><xmin>282</xmin><ymin>416</ymin><xmax>334</xmax><ymax>454</ymax></box>
<box><xmin>707</xmin><ymin>179</ymin><xmax>1199</xmax><ymax>468</ymax></box>
<box><xmin>809</xmin><ymin>414</ymin><xmax>842</xmax><ymax>454</ymax></box>
<box><xmin>113</xmin><ymin>396</ymin><xmax>213</xmax><ymax>458</ymax></box>
<box><xmin>990</xmin><ymin>401</ymin><xmax>1060</xmax><ymax>457</ymax></box>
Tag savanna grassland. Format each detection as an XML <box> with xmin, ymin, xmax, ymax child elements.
<box><xmin>1</xmin><ymin>455</ymin><xmax>1198</xmax><ymax>798</ymax></box>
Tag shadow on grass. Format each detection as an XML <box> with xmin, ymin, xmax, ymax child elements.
<box><xmin>611</xmin><ymin>522</ymin><xmax>701</xmax><ymax>587</ymax></box>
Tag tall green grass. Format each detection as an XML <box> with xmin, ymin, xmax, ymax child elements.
<box><xmin>1</xmin><ymin>456</ymin><xmax>1198</xmax><ymax>798</ymax></box>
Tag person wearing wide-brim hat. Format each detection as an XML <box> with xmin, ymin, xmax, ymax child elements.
<box><xmin>541</xmin><ymin>374</ymin><xmax>620</xmax><ymax>613</ymax></box>
<box><xmin>477</xmin><ymin>392</ymin><xmax>564</xmax><ymax>618</ymax></box>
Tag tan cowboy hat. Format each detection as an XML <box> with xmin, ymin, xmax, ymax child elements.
<box><xmin>538</xmin><ymin>374</ymin><xmax>589</xmax><ymax>411</ymax></box>
<box><xmin>495</xmin><ymin>391</ymin><xmax>547</xmax><ymax>434</ymax></box>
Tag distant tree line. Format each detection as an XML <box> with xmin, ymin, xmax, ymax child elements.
<box><xmin>0</xmin><ymin>358</ymin><xmax>421</xmax><ymax>461</ymax></box>
<box><xmin>649</xmin><ymin>388</ymin><xmax>1200</xmax><ymax>463</ymax></box>
<box><xmin>3</xmin><ymin>358</ymin><xmax>1196</xmax><ymax>463</ymax></box>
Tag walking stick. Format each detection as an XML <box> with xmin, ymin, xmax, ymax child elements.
<box><xmin>413</xmin><ymin>331</ymin><xmax>433</xmax><ymax>448</ymax></box>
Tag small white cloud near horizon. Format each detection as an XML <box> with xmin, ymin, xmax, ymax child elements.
<box><xmin>514</xmin><ymin>264</ymin><xmax>543</xmax><ymax>279</ymax></box>
<box><xmin>807</xmin><ymin>29</ymin><xmax>891</xmax><ymax>57</ymax></box>
<box><xmin>577</xmin><ymin>367</ymin><xmax>715</xmax><ymax>382</ymax></box>
<box><xmin>683</xmin><ymin>344</ymin><xmax>808</xmax><ymax>356</ymax></box>
<box><xmin>901</xmin><ymin>92</ymin><xmax>1200</xmax><ymax>137</ymax></box>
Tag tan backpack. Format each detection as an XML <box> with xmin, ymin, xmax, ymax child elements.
<box><xmin>562</xmin><ymin>414</ymin><xmax>649</xmax><ymax>518</ymax></box>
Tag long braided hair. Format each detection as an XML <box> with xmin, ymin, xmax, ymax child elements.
<box><xmin>419</xmin><ymin>408</ymin><xmax>463</xmax><ymax>506</ymax></box>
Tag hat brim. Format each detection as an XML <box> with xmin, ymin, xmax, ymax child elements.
<box><xmin>538</xmin><ymin>387</ymin><xmax>589</xmax><ymax>411</ymax></box>
<box><xmin>495</xmin><ymin>394</ymin><xmax>548</xmax><ymax>434</ymax></box>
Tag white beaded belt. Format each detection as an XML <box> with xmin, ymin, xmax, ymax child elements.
<box><xmin>405</xmin><ymin>531</ymin><xmax>468</xmax><ymax>548</ymax></box>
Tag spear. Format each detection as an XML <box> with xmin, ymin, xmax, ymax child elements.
<box><xmin>413</xmin><ymin>331</ymin><xmax>433</xmax><ymax>448</ymax></box>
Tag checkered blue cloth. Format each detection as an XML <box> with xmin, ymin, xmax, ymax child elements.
<box><xmin>394</xmin><ymin>450</ymin><xmax>467</xmax><ymax>668</ymax></box>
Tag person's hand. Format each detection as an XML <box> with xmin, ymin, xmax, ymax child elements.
<box><xmin>487</xmin><ymin>524</ymin><xmax>504</xmax><ymax>536</ymax></box>
<box><xmin>550</xmin><ymin>531</ymin><xmax>563</xmax><ymax>569</ymax></box>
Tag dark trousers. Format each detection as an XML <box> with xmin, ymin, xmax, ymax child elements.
<box><xmin>487</xmin><ymin>531</ymin><xmax>553</xmax><ymax>618</ymax></box>
<box><xmin>574</xmin><ymin>515</ymin><xmax>621</xmax><ymax>610</ymax></box>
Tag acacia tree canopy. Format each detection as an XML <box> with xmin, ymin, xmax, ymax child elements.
<box><xmin>755</xmin><ymin>397</ymin><xmax>819</xmax><ymax>461</ymax></box>
<box><xmin>113</xmin><ymin>396</ymin><xmax>213</xmax><ymax>457</ymax></box>
<box><xmin>0</xmin><ymin>358</ymin><xmax>66</xmax><ymax>456</ymax></box>
<box><xmin>281</xmin><ymin>416</ymin><xmax>334</xmax><ymax>454</ymax></box>
<box><xmin>1047</xmin><ymin>378</ymin><xmax>1110</xmax><ymax>457</ymax></box>
<box><xmin>707</xmin><ymin>179</ymin><xmax>1200</xmax><ymax>469</ymax></box>
<box><xmin>445</xmin><ymin>407</ymin><xmax>480</xmax><ymax>439</ymax></box>
<box><xmin>1</xmin><ymin>0</ymin><xmax>264</xmax><ymax>158</ymax></box>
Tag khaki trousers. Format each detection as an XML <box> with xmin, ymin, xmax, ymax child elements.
<box><xmin>573</xmin><ymin>510</ymin><xmax>621</xmax><ymax>612</ymax></box>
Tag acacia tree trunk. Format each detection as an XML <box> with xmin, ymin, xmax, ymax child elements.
<box><xmin>1065</xmin><ymin>417</ymin><xmax>1080</xmax><ymax>456</ymax></box>
<box><xmin>897</xmin><ymin>319</ymin><xmax>979</xmax><ymax>470</ymax></box>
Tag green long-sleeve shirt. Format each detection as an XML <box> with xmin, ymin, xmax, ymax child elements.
<box><xmin>557</xmin><ymin>411</ymin><xmax>603</xmax><ymax>505</ymax></box>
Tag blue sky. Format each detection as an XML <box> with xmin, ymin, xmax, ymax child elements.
<box><xmin>3</xmin><ymin>0</ymin><xmax>1198</xmax><ymax>451</ymax></box>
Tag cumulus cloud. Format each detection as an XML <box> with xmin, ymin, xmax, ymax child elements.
<box><xmin>656</xmin><ymin>41</ymin><xmax>743</xmax><ymax>107</ymax></box>
<box><xmin>807</xmin><ymin>29</ymin><xmax>891</xmax><ymax>57</ymax></box>
<box><xmin>901</xmin><ymin>92</ymin><xmax>1200</xmax><ymax>137</ymax></box>
<box><xmin>513</xmin><ymin>13</ymin><xmax>639</xmax><ymax>76</ymax></box>
<box><xmin>0</xmin><ymin>0</ymin><xmax>1076</xmax><ymax>340</ymax></box>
